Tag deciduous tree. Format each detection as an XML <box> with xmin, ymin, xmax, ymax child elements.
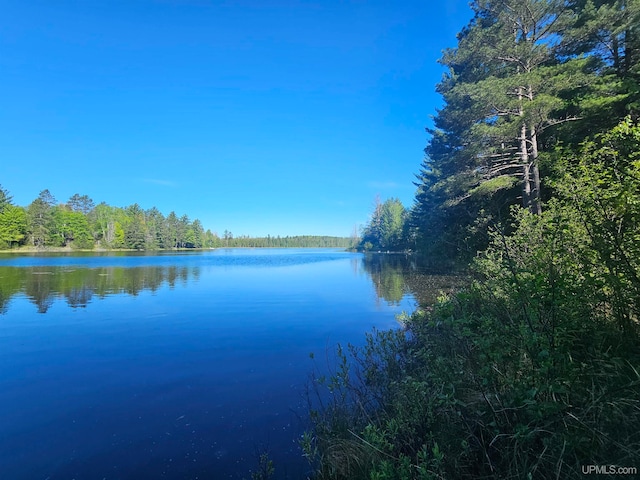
<box><xmin>0</xmin><ymin>205</ymin><xmax>27</xmax><ymax>248</ymax></box>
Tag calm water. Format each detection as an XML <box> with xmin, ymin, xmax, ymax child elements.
<box><xmin>0</xmin><ymin>249</ymin><xmax>457</xmax><ymax>479</ymax></box>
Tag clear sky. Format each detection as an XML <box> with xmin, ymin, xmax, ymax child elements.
<box><xmin>1</xmin><ymin>0</ymin><xmax>472</xmax><ymax>237</ymax></box>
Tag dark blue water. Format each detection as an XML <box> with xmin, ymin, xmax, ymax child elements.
<box><xmin>0</xmin><ymin>249</ymin><xmax>417</xmax><ymax>479</ymax></box>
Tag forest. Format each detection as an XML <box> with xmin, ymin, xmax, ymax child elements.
<box><xmin>306</xmin><ymin>0</ymin><xmax>640</xmax><ymax>479</ymax></box>
<box><xmin>358</xmin><ymin>0</ymin><xmax>639</xmax><ymax>260</ymax></box>
<box><xmin>0</xmin><ymin>188</ymin><xmax>351</xmax><ymax>250</ymax></box>
<box><xmin>2</xmin><ymin>0</ymin><xmax>639</xmax><ymax>477</ymax></box>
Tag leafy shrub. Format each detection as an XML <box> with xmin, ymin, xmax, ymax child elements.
<box><xmin>304</xmin><ymin>122</ymin><xmax>640</xmax><ymax>479</ymax></box>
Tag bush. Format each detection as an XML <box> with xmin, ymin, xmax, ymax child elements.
<box><xmin>304</xmin><ymin>121</ymin><xmax>640</xmax><ymax>479</ymax></box>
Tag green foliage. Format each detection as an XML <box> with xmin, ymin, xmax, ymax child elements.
<box><xmin>360</xmin><ymin>197</ymin><xmax>408</xmax><ymax>251</ymax></box>
<box><xmin>410</xmin><ymin>0</ymin><xmax>640</xmax><ymax>263</ymax></box>
<box><xmin>553</xmin><ymin>117</ymin><xmax>640</xmax><ymax>328</ymax></box>
<box><xmin>0</xmin><ymin>184</ymin><xmax>13</xmax><ymax>213</ymax></box>
<box><xmin>0</xmin><ymin>205</ymin><xmax>27</xmax><ymax>248</ymax></box>
<box><xmin>124</xmin><ymin>204</ymin><xmax>146</xmax><ymax>250</ymax></box>
<box><xmin>306</xmin><ymin>121</ymin><xmax>640</xmax><ymax>479</ymax></box>
<box><xmin>563</xmin><ymin>0</ymin><xmax>640</xmax><ymax>84</ymax></box>
<box><xmin>467</xmin><ymin>175</ymin><xmax>518</xmax><ymax>198</ymax></box>
<box><xmin>216</xmin><ymin>234</ymin><xmax>353</xmax><ymax>248</ymax></box>
<box><xmin>26</xmin><ymin>190</ymin><xmax>56</xmax><ymax>247</ymax></box>
<box><xmin>0</xmin><ymin>186</ymin><xmax>354</xmax><ymax>251</ymax></box>
<box><xmin>249</xmin><ymin>453</ymin><xmax>275</xmax><ymax>480</ymax></box>
<box><xmin>50</xmin><ymin>206</ymin><xmax>94</xmax><ymax>248</ymax></box>
<box><xmin>67</xmin><ymin>193</ymin><xmax>95</xmax><ymax>215</ymax></box>
<box><xmin>189</xmin><ymin>219</ymin><xmax>204</xmax><ymax>248</ymax></box>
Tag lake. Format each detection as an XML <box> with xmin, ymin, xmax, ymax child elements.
<box><xmin>0</xmin><ymin>249</ymin><xmax>458</xmax><ymax>479</ymax></box>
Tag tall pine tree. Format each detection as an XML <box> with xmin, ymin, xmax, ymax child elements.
<box><xmin>412</xmin><ymin>0</ymin><xmax>598</xmax><ymax>259</ymax></box>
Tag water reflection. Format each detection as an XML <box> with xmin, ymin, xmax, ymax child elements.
<box><xmin>0</xmin><ymin>251</ymin><xmax>463</xmax><ymax>479</ymax></box>
<box><xmin>0</xmin><ymin>266</ymin><xmax>199</xmax><ymax>313</ymax></box>
<box><xmin>359</xmin><ymin>253</ymin><xmax>463</xmax><ymax>307</ymax></box>
<box><xmin>361</xmin><ymin>254</ymin><xmax>410</xmax><ymax>305</ymax></box>
<box><xmin>0</xmin><ymin>253</ymin><xmax>461</xmax><ymax>315</ymax></box>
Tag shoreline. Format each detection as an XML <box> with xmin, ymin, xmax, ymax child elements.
<box><xmin>0</xmin><ymin>246</ymin><xmax>217</xmax><ymax>254</ymax></box>
<box><xmin>0</xmin><ymin>246</ymin><xmax>352</xmax><ymax>254</ymax></box>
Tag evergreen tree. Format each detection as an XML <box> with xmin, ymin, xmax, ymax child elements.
<box><xmin>360</xmin><ymin>198</ymin><xmax>407</xmax><ymax>251</ymax></box>
<box><xmin>0</xmin><ymin>184</ymin><xmax>13</xmax><ymax>213</ymax></box>
<box><xmin>124</xmin><ymin>203</ymin><xmax>147</xmax><ymax>250</ymax></box>
<box><xmin>190</xmin><ymin>219</ymin><xmax>204</xmax><ymax>248</ymax></box>
<box><xmin>166</xmin><ymin>211</ymin><xmax>179</xmax><ymax>249</ymax></box>
<box><xmin>178</xmin><ymin>214</ymin><xmax>190</xmax><ymax>248</ymax></box>
<box><xmin>67</xmin><ymin>193</ymin><xmax>95</xmax><ymax>215</ymax></box>
<box><xmin>27</xmin><ymin>190</ymin><xmax>57</xmax><ymax>247</ymax></box>
<box><xmin>412</xmin><ymin>0</ymin><xmax>603</xmax><ymax>260</ymax></box>
<box><xmin>557</xmin><ymin>0</ymin><xmax>640</xmax><ymax>141</ymax></box>
<box><xmin>144</xmin><ymin>207</ymin><xmax>165</xmax><ymax>249</ymax></box>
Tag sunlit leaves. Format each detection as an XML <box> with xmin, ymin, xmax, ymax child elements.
<box><xmin>360</xmin><ymin>198</ymin><xmax>407</xmax><ymax>251</ymax></box>
<box><xmin>0</xmin><ymin>205</ymin><xmax>27</xmax><ymax>248</ymax></box>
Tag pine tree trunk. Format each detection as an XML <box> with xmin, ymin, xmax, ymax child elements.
<box><xmin>530</xmin><ymin>124</ymin><xmax>542</xmax><ymax>214</ymax></box>
<box><xmin>518</xmin><ymin>84</ymin><xmax>533</xmax><ymax>211</ymax></box>
<box><xmin>520</xmin><ymin>121</ymin><xmax>532</xmax><ymax>210</ymax></box>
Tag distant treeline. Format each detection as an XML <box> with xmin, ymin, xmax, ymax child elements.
<box><xmin>219</xmin><ymin>234</ymin><xmax>352</xmax><ymax>248</ymax></box>
<box><xmin>0</xmin><ymin>188</ymin><xmax>352</xmax><ymax>250</ymax></box>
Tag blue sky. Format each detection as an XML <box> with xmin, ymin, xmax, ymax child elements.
<box><xmin>1</xmin><ymin>0</ymin><xmax>472</xmax><ymax>237</ymax></box>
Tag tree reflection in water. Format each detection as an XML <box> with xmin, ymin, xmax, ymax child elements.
<box><xmin>0</xmin><ymin>266</ymin><xmax>199</xmax><ymax>313</ymax></box>
<box><xmin>360</xmin><ymin>253</ymin><xmax>463</xmax><ymax>307</ymax></box>
<box><xmin>0</xmin><ymin>253</ymin><xmax>459</xmax><ymax>315</ymax></box>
